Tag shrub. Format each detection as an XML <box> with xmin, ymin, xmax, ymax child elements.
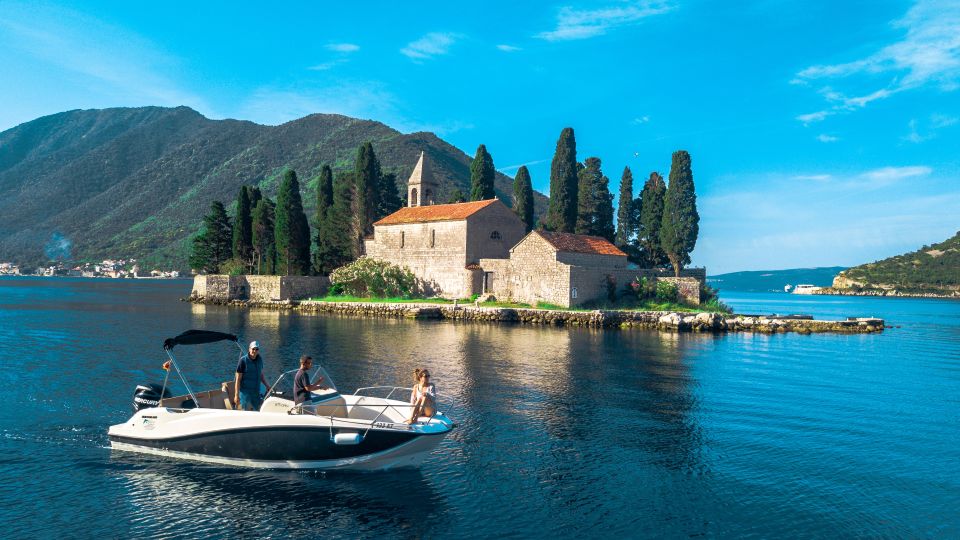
<box><xmin>655</xmin><ymin>280</ymin><xmax>678</xmax><ymax>303</ymax></box>
<box><xmin>327</xmin><ymin>282</ymin><xmax>345</xmax><ymax>296</ymax></box>
<box><xmin>329</xmin><ymin>257</ymin><xmax>416</xmax><ymax>298</ymax></box>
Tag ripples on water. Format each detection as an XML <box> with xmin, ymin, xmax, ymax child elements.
<box><xmin>0</xmin><ymin>278</ymin><xmax>957</xmax><ymax>538</ymax></box>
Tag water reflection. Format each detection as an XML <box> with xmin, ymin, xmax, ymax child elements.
<box><xmin>110</xmin><ymin>455</ymin><xmax>447</xmax><ymax>538</ymax></box>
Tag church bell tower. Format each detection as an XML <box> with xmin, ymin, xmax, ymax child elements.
<box><xmin>407</xmin><ymin>151</ymin><xmax>438</xmax><ymax>207</ymax></box>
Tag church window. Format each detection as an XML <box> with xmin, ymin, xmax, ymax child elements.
<box><xmin>571</xmin><ymin>287</ymin><xmax>578</xmax><ymax>299</ymax></box>
<box><xmin>430</xmin><ymin>229</ymin><xmax>436</xmax><ymax>247</ymax></box>
<box><xmin>400</xmin><ymin>231</ymin><xmax>405</xmax><ymax>248</ymax></box>
<box><xmin>490</xmin><ymin>230</ymin><xmax>501</xmax><ymax>240</ymax></box>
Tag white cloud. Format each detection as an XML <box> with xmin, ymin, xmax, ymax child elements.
<box><xmin>793</xmin><ymin>174</ymin><xmax>833</xmax><ymax>181</ymax></box>
<box><xmin>796</xmin><ymin>110</ymin><xmax>832</xmax><ymax>124</ymax></box>
<box><xmin>0</xmin><ymin>3</ymin><xmax>211</xmax><ymax>118</ymax></box>
<box><xmin>817</xmin><ymin>134</ymin><xmax>839</xmax><ymax>143</ymax></box>
<box><xmin>308</xmin><ymin>60</ymin><xmax>346</xmax><ymax>71</ymax></box>
<box><xmin>400</xmin><ymin>32</ymin><xmax>463</xmax><ymax>60</ymax></box>
<box><xmin>902</xmin><ymin>114</ymin><xmax>958</xmax><ymax>143</ymax></box>
<box><xmin>930</xmin><ymin>113</ymin><xmax>959</xmax><ymax>128</ymax></box>
<box><xmin>497</xmin><ymin>44</ymin><xmax>522</xmax><ymax>52</ymax></box>
<box><xmin>632</xmin><ymin>116</ymin><xmax>650</xmax><ymax>124</ymax></box>
<box><xmin>860</xmin><ymin>165</ymin><xmax>932</xmax><ymax>184</ymax></box>
<box><xmin>537</xmin><ymin>1</ymin><xmax>674</xmax><ymax>41</ymax></box>
<box><xmin>793</xmin><ymin>0</ymin><xmax>960</xmax><ymax>120</ymax></box>
<box><xmin>499</xmin><ymin>158</ymin><xmax>550</xmax><ymax>173</ymax></box>
<box><xmin>326</xmin><ymin>43</ymin><xmax>359</xmax><ymax>53</ymax></box>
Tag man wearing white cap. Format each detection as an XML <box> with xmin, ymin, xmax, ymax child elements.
<box><xmin>234</xmin><ymin>341</ymin><xmax>271</xmax><ymax>411</ymax></box>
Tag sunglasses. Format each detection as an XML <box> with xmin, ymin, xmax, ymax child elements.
<box><xmin>251</xmin><ymin>348</ymin><xmax>259</xmax><ymax>351</ymax></box>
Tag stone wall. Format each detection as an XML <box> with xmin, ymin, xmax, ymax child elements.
<box><xmin>191</xmin><ymin>275</ymin><xmax>329</xmax><ymax>303</ymax></box>
<box><xmin>465</xmin><ymin>202</ymin><xmax>526</xmax><ymax>263</ymax></box>
<box><xmin>365</xmin><ymin>220</ymin><xmax>472</xmax><ymax>297</ymax></box>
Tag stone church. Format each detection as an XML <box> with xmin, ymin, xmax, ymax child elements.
<box><xmin>364</xmin><ymin>152</ymin><xmax>704</xmax><ymax>307</ymax></box>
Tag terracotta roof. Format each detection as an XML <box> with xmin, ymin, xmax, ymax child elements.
<box><xmin>374</xmin><ymin>199</ymin><xmax>500</xmax><ymax>226</ymax></box>
<box><xmin>534</xmin><ymin>230</ymin><xmax>627</xmax><ymax>257</ymax></box>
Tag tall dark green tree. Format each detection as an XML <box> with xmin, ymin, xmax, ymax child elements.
<box><xmin>660</xmin><ymin>151</ymin><xmax>700</xmax><ymax>276</ymax></box>
<box><xmin>189</xmin><ymin>201</ymin><xmax>233</xmax><ymax>273</ymax></box>
<box><xmin>615</xmin><ymin>167</ymin><xmax>635</xmax><ymax>248</ymax></box>
<box><xmin>512</xmin><ymin>166</ymin><xmax>535</xmax><ymax>233</ymax></box>
<box><xmin>315</xmin><ymin>165</ymin><xmax>334</xmax><ymax>226</ymax></box>
<box><xmin>251</xmin><ymin>197</ymin><xmax>276</xmax><ymax>275</ymax></box>
<box><xmin>353</xmin><ymin>142</ymin><xmax>382</xmax><ymax>258</ymax></box>
<box><xmin>636</xmin><ymin>171</ymin><xmax>668</xmax><ymax>267</ymax></box>
<box><xmin>575</xmin><ymin>157</ymin><xmax>615</xmax><ymax>241</ymax></box>
<box><xmin>469</xmin><ymin>144</ymin><xmax>496</xmax><ymax>201</ymax></box>
<box><xmin>232</xmin><ymin>186</ymin><xmax>253</xmax><ymax>268</ymax></box>
<box><xmin>544</xmin><ymin>128</ymin><xmax>578</xmax><ymax>232</ymax></box>
<box><xmin>314</xmin><ymin>172</ymin><xmax>355</xmax><ymax>274</ymax></box>
<box><xmin>274</xmin><ymin>169</ymin><xmax>312</xmax><ymax>275</ymax></box>
<box><xmin>378</xmin><ymin>172</ymin><xmax>403</xmax><ymax>217</ymax></box>
<box><xmin>248</xmin><ymin>186</ymin><xmax>263</xmax><ymax>209</ymax></box>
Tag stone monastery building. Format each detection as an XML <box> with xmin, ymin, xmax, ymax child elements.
<box><xmin>364</xmin><ymin>152</ymin><xmax>703</xmax><ymax>307</ymax></box>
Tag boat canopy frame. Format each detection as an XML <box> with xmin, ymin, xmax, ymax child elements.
<box><xmin>161</xmin><ymin>330</ymin><xmax>245</xmax><ymax>407</ymax></box>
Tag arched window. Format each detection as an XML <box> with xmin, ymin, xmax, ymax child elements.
<box><xmin>490</xmin><ymin>230</ymin><xmax>502</xmax><ymax>240</ymax></box>
<box><xmin>400</xmin><ymin>231</ymin><xmax>405</xmax><ymax>248</ymax></box>
<box><xmin>430</xmin><ymin>229</ymin><xmax>436</xmax><ymax>248</ymax></box>
<box><xmin>410</xmin><ymin>188</ymin><xmax>419</xmax><ymax>207</ymax></box>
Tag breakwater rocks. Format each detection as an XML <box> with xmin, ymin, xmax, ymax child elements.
<box><xmin>814</xmin><ymin>287</ymin><xmax>959</xmax><ymax>299</ymax></box>
<box><xmin>196</xmin><ymin>298</ymin><xmax>884</xmax><ymax>333</ymax></box>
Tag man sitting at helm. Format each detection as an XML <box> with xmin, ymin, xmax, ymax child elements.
<box><xmin>234</xmin><ymin>341</ymin><xmax>271</xmax><ymax>411</ymax></box>
<box><xmin>294</xmin><ymin>355</ymin><xmax>327</xmax><ymax>406</ymax></box>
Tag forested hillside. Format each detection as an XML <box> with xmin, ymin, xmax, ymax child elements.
<box><xmin>0</xmin><ymin>106</ymin><xmax>545</xmax><ymax>269</ymax></box>
<box><xmin>834</xmin><ymin>231</ymin><xmax>960</xmax><ymax>293</ymax></box>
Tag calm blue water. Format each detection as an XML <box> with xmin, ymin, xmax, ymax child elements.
<box><xmin>0</xmin><ymin>277</ymin><xmax>957</xmax><ymax>539</ymax></box>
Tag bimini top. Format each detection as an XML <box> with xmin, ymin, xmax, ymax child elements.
<box><xmin>163</xmin><ymin>330</ymin><xmax>239</xmax><ymax>350</ymax></box>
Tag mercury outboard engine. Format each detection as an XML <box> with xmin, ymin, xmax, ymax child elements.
<box><xmin>133</xmin><ymin>383</ymin><xmax>171</xmax><ymax>412</ymax></box>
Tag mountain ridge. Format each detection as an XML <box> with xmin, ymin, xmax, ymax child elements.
<box><xmin>0</xmin><ymin>106</ymin><xmax>546</xmax><ymax>269</ymax></box>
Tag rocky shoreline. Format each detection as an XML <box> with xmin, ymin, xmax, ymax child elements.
<box><xmin>814</xmin><ymin>287</ymin><xmax>959</xmax><ymax>299</ymax></box>
<box><xmin>188</xmin><ymin>297</ymin><xmax>885</xmax><ymax>333</ymax></box>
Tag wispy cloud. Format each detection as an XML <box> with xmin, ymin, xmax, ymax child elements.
<box><xmin>632</xmin><ymin>116</ymin><xmax>650</xmax><ymax>124</ymax></box>
<box><xmin>816</xmin><ymin>134</ymin><xmax>839</xmax><ymax>143</ymax></box>
<box><xmin>496</xmin><ymin>44</ymin><xmax>522</xmax><ymax>52</ymax></box>
<box><xmin>931</xmin><ymin>113</ymin><xmax>959</xmax><ymax>128</ymax></box>
<box><xmin>860</xmin><ymin>165</ymin><xmax>931</xmax><ymax>184</ymax></box>
<box><xmin>401</xmin><ymin>32</ymin><xmax>463</xmax><ymax>60</ymax></box>
<box><xmin>537</xmin><ymin>1</ymin><xmax>674</xmax><ymax>41</ymax></box>
<box><xmin>308</xmin><ymin>60</ymin><xmax>346</xmax><ymax>71</ymax></box>
<box><xmin>794</xmin><ymin>0</ymin><xmax>960</xmax><ymax>121</ymax></box>
<box><xmin>499</xmin><ymin>158</ymin><xmax>550</xmax><ymax>173</ymax></box>
<box><xmin>902</xmin><ymin>113</ymin><xmax>958</xmax><ymax>143</ymax></box>
<box><xmin>326</xmin><ymin>43</ymin><xmax>359</xmax><ymax>53</ymax></box>
<box><xmin>793</xmin><ymin>174</ymin><xmax>833</xmax><ymax>181</ymax></box>
<box><xmin>237</xmin><ymin>82</ymin><xmax>400</xmax><ymax>126</ymax></box>
<box><xmin>0</xmin><ymin>3</ymin><xmax>210</xmax><ymax>118</ymax></box>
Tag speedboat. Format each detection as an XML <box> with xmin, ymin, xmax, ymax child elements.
<box><xmin>108</xmin><ymin>330</ymin><xmax>455</xmax><ymax>470</ymax></box>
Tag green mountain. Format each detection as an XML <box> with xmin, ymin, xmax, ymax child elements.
<box><xmin>708</xmin><ymin>267</ymin><xmax>846</xmax><ymax>292</ymax></box>
<box><xmin>0</xmin><ymin>106</ymin><xmax>546</xmax><ymax>269</ymax></box>
<box><xmin>834</xmin><ymin>231</ymin><xmax>960</xmax><ymax>293</ymax></box>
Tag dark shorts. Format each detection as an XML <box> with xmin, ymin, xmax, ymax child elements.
<box><xmin>239</xmin><ymin>389</ymin><xmax>262</xmax><ymax>411</ymax></box>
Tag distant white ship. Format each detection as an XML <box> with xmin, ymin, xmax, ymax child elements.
<box><xmin>793</xmin><ymin>284</ymin><xmax>822</xmax><ymax>295</ymax></box>
<box><xmin>784</xmin><ymin>284</ymin><xmax>793</xmax><ymax>293</ymax></box>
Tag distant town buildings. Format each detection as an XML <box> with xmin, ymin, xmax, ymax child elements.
<box><xmin>0</xmin><ymin>259</ymin><xmax>180</xmax><ymax>279</ymax></box>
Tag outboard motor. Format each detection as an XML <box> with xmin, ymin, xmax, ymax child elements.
<box><xmin>133</xmin><ymin>383</ymin><xmax>171</xmax><ymax>412</ymax></box>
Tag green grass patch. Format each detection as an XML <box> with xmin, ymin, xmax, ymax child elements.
<box><xmin>308</xmin><ymin>295</ymin><xmax>456</xmax><ymax>304</ymax></box>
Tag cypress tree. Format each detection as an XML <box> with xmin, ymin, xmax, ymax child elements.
<box><xmin>513</xmin><ymin>166</ymin><xmax>535</xmax><ymax>233</ymax></box>
<box><xmin>615</xmin><ymin>167</ymin><xmax>635</xmax><ymax>248</ymax></box>
<box><xmin>232</xmin><ymin>186</ymin><xmax>253</xmax><ymax>269</ymax></box>
<box><xmin>315</xmin><ymin>172</ymin><xmax>355</xmax><ymax>274</ymax></box>
<box><xmin>660</xmin><ymin>151</ymin><xmax>700</xmax><ymax>276</ymax></box>
<box><xmin>575</xmin><ymin>157</ymin><xmax>615</xmax><ymax>241</ymax></box>
<box><xmin>637</xmin><ymin>172</ymin><xmax>667</xmax><ymax>267</ymax></box>
<box><xmin>274</xmin><ymin>169</ymin><xmax>311</xmax><ymax>275</ymax></box>
<box><xmin>378</xmin><ymin>172</ymin><xmax>403</xmax><ymax>217</ymax></box>
<box><xmin>353</xmin><ymin>142</ymin><xmax>382</xmax><ymax>258</ymax></box>
<box><xmin>249</xmin><ymin>186</ymin><xmax>263</xmax><ymax>209</ymax></box>
<box><xmin>251</xmin><ymin>197</ymin><xmax>276</xmax><ymax>275</ymax></box>
<box><xmin>315</xmin><ymin>165</ymin><xmax>333</xmax><ymax>226</ymax></box>
<box><xmin>189</xmin><ymin>201</ymin><xmax>233</xmax><ymax>273</ymax></box>
<box><xmin>448</xmin><ymin>189</ymin><xmax>467</xmax><ymax>203</ymax></box>
<box><xmin>469</xmin><ymin>144</ymin><xmax>496</xmax><ymax>201</ymax></box>
<box><xmin>544</xmin><ymin>127</ymin><xmax>578</xmax><ymax>232</ymax></box>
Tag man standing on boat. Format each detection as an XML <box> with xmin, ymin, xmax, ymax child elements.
<box><xmin>234</xmin><ymin>341</ymin><xmax>270</xmax><ymax>411</ymax></box>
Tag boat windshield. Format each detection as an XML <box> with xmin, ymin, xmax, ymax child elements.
<box><xmin>269</xmin><ymin>364</ymin><xmax>338</xmax><ymax>400</ymax></box>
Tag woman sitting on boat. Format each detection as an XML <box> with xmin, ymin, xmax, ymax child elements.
<box><xmin>406</xmin><ymin>368</ymin><xmax>436</xmax><ymax>424</ymax></box>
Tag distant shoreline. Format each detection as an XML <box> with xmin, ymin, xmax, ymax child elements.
<box><xmin>812</xmin><ymin>288</ymin><xmax>959</xmax><ymax>300</ymax></box>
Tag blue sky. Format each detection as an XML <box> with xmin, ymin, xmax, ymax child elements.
<box><xmin>1</xmin><ymin>0</ymin><xmax>958</xmax><ymax>273</ymax></box>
